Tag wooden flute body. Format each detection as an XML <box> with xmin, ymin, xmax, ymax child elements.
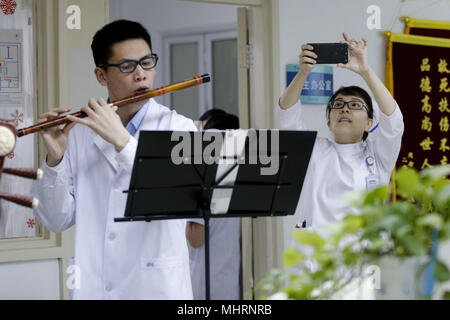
<box><xmin>17</xmin><ymin>74</ymin><xmax>210</xmax><ymax>137</ymax></box>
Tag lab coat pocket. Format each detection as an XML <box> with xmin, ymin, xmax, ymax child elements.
<box><xmin>141</xmin><ymin>256</ymin><xmax>183</xmax><ymax>270</ymax></box>
<box><xmin>140</xmin><ymin>256</ymin><xmax>189</xmax><ymax>299</ymax></box>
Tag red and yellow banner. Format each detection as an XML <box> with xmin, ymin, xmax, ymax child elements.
<box><xmin>402</xmin><ymin>17</ymin><xmax>450</xmax><ymax>38</ymax></box>
<box><xmin>384</xmin><ymin>32</ymin><xmax>450</xmax><ymax>172</ymax></box>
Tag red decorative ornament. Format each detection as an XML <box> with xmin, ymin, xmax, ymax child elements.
<box><xmin>27</xmin><ymin>219</ymin><xmax>35</xmax><ymax>228</ymax></box>
<box><xmin>0</xmin><ymin>0</ymin><xmax>17</xmax><ymax>15</ymax></box>
<box><xmin>10</xmin><ymin>110</ymin><xmax>23</xmax><ymax>127</ymax></box>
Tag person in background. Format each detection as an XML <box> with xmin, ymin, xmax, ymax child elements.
<box><xmin>203</xmin><ymin>113</ymin><xmax>240</xmax><ymax>130</ymax></box>
<box><xmin>277</xmin><ymin>33</ymin><xmax>404</xmax><ymax>232</ymax></box>
<box><xmin>186</xmin><ymin>109</ymin><xmax>242</xmax><ymax>300</ymax></box>
<box><xmin>198</xmin><ymin>108</ymin><xmax>227</xmax><ymax>129</ymax></box>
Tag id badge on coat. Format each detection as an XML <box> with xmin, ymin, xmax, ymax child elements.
<box><xmin>365</xmin><ymin>173</ymin><xmax>380</xmax><ymax>192</ymax></box>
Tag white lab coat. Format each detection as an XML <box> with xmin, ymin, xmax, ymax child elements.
<box><xmin>32</xmin><ymin>99</ymin><xmax>197</xmax><ymax>299</ymax></box>
<box><xmin>278</xmin><ymin>100</ymin><xmax>404</xmax><ymax>230</ymax></box>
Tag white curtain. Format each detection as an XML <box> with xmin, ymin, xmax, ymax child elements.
<box><xmin>0</xmin><ymin>0</ymin><xmax>38</xmax><ymax>238</ymax></box>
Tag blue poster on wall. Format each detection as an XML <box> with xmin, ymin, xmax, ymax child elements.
<box><xmin>286</xmin><ymin>64</ymin><xmax>333</xmax><ymax>104</ymax></box>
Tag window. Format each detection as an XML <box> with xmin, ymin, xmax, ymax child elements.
<box><xmin>162</xmin><ymin>28</ymin><xmax>238</xmax><ymax>120</ymax></box>
<box><xmin>0</xmin><ymin>0</ymin><xmax>39</xmax><ymax>240</ymax></box>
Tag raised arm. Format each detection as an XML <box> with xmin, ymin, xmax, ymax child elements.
<box><xmin>279</xmin><ymin>44</ymin><xmax>317</xmax><ymax>110</ymax></box>
<box><xmin>337</xmin><ymin>33</ymin><xmax>397</xmax><ymax>116</ymax></box>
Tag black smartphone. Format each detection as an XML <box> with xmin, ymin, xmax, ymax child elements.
<box><xmin>307</xmin><ymin>43</ymin><xmax>348</xmax><ymax>64</ymax></box>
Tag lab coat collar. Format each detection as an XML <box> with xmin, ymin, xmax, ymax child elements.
<box><xmin>92</xmin><ymin>100</ymin><xmax>155</xmax><ymax>172</ymax></box>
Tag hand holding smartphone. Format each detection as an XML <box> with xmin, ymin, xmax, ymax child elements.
<box><xmin>307</xmin><ymin>43</ymin><xmax>348</xmax><ymax>64</ymax></box>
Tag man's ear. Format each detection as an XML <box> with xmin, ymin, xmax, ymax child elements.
<box><xmin>327</xmin><ymin>120</ymin><xmax>331</xmax><ymax>129</ymax></box>
<box><xmin>94</xmin><ymin>67</ymin><xmax>108</xmax><ymax>87</ymax></box>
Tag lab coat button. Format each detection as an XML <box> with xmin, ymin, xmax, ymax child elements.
<box><xmin>105</xmin><ymin>283</ymin><xmax>112</xmax><ymax>292</ymax></box>
<box><xmin>109</xmin><ymin>233</ymin><xmax>116</xmax><ymax>241</ymax></box>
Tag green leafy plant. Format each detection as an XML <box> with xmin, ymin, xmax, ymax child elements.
<box><xmin>259</xmin><ymin>165</ymin><xmax>450</xmax><ymax>300</ymax></box>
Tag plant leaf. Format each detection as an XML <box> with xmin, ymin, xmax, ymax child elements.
<box><xmin>417</xmin><ymin>213</ymin><xmax>443</xmax><ymax>229</ymax></box>
<box><xmin>435</xmin><ymin>183</ymin><xmax>450</xmax><ymax>211</ymax></box>
<box><xmin>443</xmin><ymin>291</ymin><xmax>450</xmax><ymax>300</ymax></box>
<box><xmin>396</xmin><ymin>225</ymin><xmax>412</xmax><ymax>238</ymax></box>
<box><xmin>373</xmin><ymin>214</ymin><xmax>403</xmax><ymax>231</ymax></box>
<box><xmin>434</xmin><ymin>177</ymin><xmax>449</xmax><ymax>192</ymax></box>
<box><xmin>283</xmin><ymin>247</ymin><xmax>303</xmax><ymax>269</ymax></box>
<box><xmin>313</xmin><ymin>250</ymin><xmax>332</xmax><ymax>265</ymax></box>
<box><xmin>370</xmin><ymin>238</ymin><xmax>389</xmax><ymax>251</ymax></box>
<box><xmin>292</xmin><ymin>230</ymin><xmax>325</xmax><ymax>249</ymax></box>
<box><xmin>435</xmin><ymin>260</ymin><xmax>450</xmax><ymax>282</ymax></box>
<box><xmin>396</xmin><ymin>166</ymin><xmax>420</xmax><ymax>197</ymax></box>
<box><xmin>342</xmin><ymin>215</ymin><xmax>364</xmax><ymax>233</ymax></box>
<box><xmin>421</xmin><ymin>165</ymin><xmax>450</xmax><ymax>181</ymax></box>
<box><xmin>364</xmin><ymin>186</ymin><xmax>390</xmax><ymax>205</ymax></box>
<box><xmin>441</xmin><ymin>222</ymin><xmax>450</xmax><ymax>241</ymax></box>
<box><xmin>398</xmin><ymin>235</ymin><xmax>427</xmax><ymax>256</ymax></box>
<box><xmin>343</xmin><ymin>191</ymin><xmax>365</xmax><ymax>207</ymax></box>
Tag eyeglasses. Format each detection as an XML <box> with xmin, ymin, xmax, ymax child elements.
<box><xmin>329</xmin><ymin>99</ymin><xmax>368</xmax><ymax>112</ymax></box>
<box><xmin>99</xmin><ymin>53</ymin><xmax>158</xmax><ymax>74</ymax></box>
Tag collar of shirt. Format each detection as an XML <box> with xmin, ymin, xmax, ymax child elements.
<box><xmin>125</xmin><ymin>100</ymin><xmax>150</xmax><ymax>136</ymax></box>
<box><xmin>332</xmin><ymin>140</ymin><xmax>363</xmax><ymax>156</ymax></box>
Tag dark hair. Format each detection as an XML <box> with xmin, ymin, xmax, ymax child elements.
<box><xmin>91</xmin><ymin>20</ymin><xmax>153</xmax><ymax>67</ymax></box>
<box><xmin>203</xmin><ymin>113</ymin><xmax>240</xmax><ymax>130</ymax></box>
<box><xmin>326</xmin><ymin>86</ymin><xmax>374</xmax><ymax>141</ymax></box>
<box><xmin>199</xmin><ymin>108</ymin><xmax>227</xmax><ymax>122</ymax></box>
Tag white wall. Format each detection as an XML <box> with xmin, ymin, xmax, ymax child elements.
<box><xmin>0</xmin><ymin>259</ymin><xmax>60</xmax><ymax>299</ymax></box>
<box><xmin>279</xmin><ymin>0</ymin><xmax>450</xmax><ymax>250</ymax></box>
<box><xmin>109</xmin><ymin>0</ymin><xmax>238</xmax><ymax>97</ymax></box>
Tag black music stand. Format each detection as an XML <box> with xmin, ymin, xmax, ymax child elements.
<box><xmin>115</xmin><ymin>130</ymin><xmax>316</xmax><ymax>300</ymax></box>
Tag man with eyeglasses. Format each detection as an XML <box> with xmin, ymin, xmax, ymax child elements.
<box><xmin>277</xmin><ymin>33</ymin><xmax>404</xmax><ymax>233</ymax></box>
<box><xmin>32</xmin><ymin>20</ymin><xmax>197</xmax><ymax>299</ymax></box>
